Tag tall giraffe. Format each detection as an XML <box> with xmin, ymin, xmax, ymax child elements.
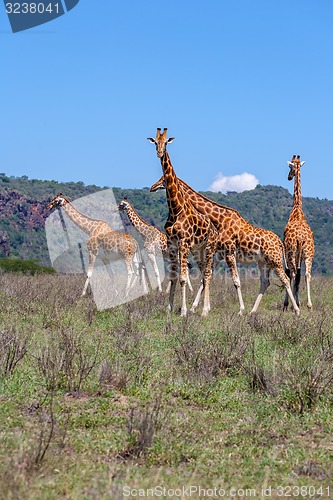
<box><xmin>147</xmin><ymin>128</ymin><xmax>217</xmax><ymax>316</ymax></box>
<box><xmin>46</xmin><ymin>193</ymin><xmax>146</xmax><ymax>296</ymax></box>
<box><xmin>117</xmin><ymin>197</ymin><xmax>193</xmax><ymax>293</ymax></box>
<box><xmin>150</xmin><ymin>176</ymin><xmax>300</xmax><ymax>316</ymax></box>
<box><xmin>284</xmin><ymin>155</ymin><xmax>315</xmax><ymax>310</ymax></box>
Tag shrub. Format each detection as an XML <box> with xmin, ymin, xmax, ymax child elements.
<box><xmin>0</xmin><ymin>258</ymin><xmax>55</xmax><ymax>275</ymax></box>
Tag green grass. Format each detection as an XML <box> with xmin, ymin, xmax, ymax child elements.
<box><xmin>0</xmin><ymin>272</ymin><xmax>332</xmax><ymax>499</ymax></box>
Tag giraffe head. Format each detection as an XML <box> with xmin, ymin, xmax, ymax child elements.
<box><xmin>150</xmin><ymin>175</ymin><xmax>166</xmax><ymax>192</ymax></box>
<box><xmin>116</xmin><ymin>197</ymin><xmax>131</xmax><ymax>212</ymax></box>
<box><xmin>287</xmin><ymin>155</ymin><xmax>305</xmax><ymax>181</ymax></box>
<box><xmin>147</xmin><ymin>128</ymin><xmax>174</xmax><ymax>158</ymax></box>
<box><xmin>46</xmin><ymin>193</ymin><xmax>70</xmax><ymax>210</ymax></box>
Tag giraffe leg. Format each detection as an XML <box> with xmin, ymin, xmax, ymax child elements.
<box><xmin>125</xmin><ymin>266</ymin><xmax>133</xmax><ymax>295</ymax></box>
<box><xmin>250</xmin><ymin>263</ymin><xmax>270</xmax><ymax>314</ymax></box>
<box><xmin>179</xmin><ymin>243</ymin><xmax>190</xmax><ymax>317</ymax></box>
<box><xmin>284</xmin><ymin>247</ymin><xmax>297</xmax><ymax>311</ymax></box>
<box><xmin>101</xmin><ymin>256</ymin><xmax>118</xmax><ymax>297</ymax></box>
<box><xmin>127</xmin><ymin>250</ymin><xmax>148</xmax><ymax>295</ymax></box>
<box><xmin>165</xmin><ymin>252</ymin><xmax>191</xmax><ymax>295</ymax></box>
<box><xmin>177</xmin><ymin>251</ymin><xmax>193</xmax><ymax>293</ymax></box>
<box><xmin>190</xmin><ymin>282</ymin><xmax>204</xmax><ymax>313</ymax></box>
<box><xmin>164</xmin><ymin>249</ymin><xmax>173</xmax><ymax>296</ymax></box>
<box><xmin>294</xmin><ymin>267</ymin><xmax>301</xmax><ymax>307</ymax></box>
<box><xmin>124</xmin><ymin>257</ymin><xmax>136</xmax><ymax>296</ymax></box>
<box><xmin>275</xmin><ymin>266</ymin><xmax>300</xmax><ymax>316</ymax></box>
<box><xmin>190</xmin><ymin>252</ymin><xmax>204</xmax><ymax>313</ymax></box>
<box><xmin>82</xmin><ymin>250</ymin><xmax>97</xmax><ymax>297</ymax></box>
<box><xmin>201</xmin><ymin>245</ymin><xmax>215</xmax><ymax>317</ymax></box>
<box><xmin>286</xmin><ymin>267</ymin><xmax>298</xmax><ymax>310</ymax></box>
<box><xmin>305</xmin><ymin>259</ymin><xmax>313</xmax><ymax>309</ymax></box>
<box><xmin>186</xmin><ymin>263</ymin><xmax>193</xmax><ymax>293</ymax></box>
<box><xmin>140</xmin><ymin>259</ymin><xmax>149</xmax><ymax>295</ymax></box>
<box><xmin>148</xmin><ymin>252</ymin><xmax>162</xmax><ymax>292</ymax></box>
<box><xmin>225</xmin><ymin>253</ymin><xmax>245</xmax><ymax>315</ymax></box>
<box><xmin>283</xmin><ymin>267</ymin><xmax>291</xmax><ymax>311</ymax></box>
<box><xmin>190</xmin><ymin>243</ymin><xmax>214</xmax><ymax>317</ymax></box>
<box><xmin>165</xmin><ymin>280</ymin><xmax>171</xmax><ymax>295</ymax></box>
<box><xmin>167</xmin><ymin>245</ymin><xmax>178</xmax><ymax>313</ymax></box>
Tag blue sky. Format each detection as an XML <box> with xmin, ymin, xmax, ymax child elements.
<box><xmin>1</xmin><ymin>0</ymin><xmax>333</xmax><ymax>199</ymax></box>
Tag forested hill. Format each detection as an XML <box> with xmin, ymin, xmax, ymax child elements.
<box><xmin>0</xmin><ymin>173</ymin><xmax>332</xmax><ymax>274</ymax></box>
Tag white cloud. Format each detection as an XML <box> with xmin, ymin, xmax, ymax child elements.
<box><xmin>208</xmin><ymin>172</ymin><xmax>259</xmax><ymax>193</ymax></box>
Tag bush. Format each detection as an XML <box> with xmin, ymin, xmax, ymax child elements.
<box><xmin>0</xmin><ymin>258</ymin><xmax>55</xmax><ymax>275</ymax></box>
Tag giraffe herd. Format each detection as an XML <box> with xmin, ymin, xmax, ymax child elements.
<box><xmin>46</xmin><ymin>194</ymin><xmax>147</xmax><ymax>297</ymax></box>
<box><xmin>46</xmin><ymin>128</ymin><xmax>315</xmax><ymax>317</ymax></box>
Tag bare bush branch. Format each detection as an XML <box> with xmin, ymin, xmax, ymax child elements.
<box><xmin>0</xmin><ymin>328</ymin><xmax>28</xmax><ymax>378</ymax></box>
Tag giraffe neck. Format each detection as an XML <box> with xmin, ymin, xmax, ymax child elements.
<box><xmin>62</xmin><ymin>202</ymin><xmax>97</xmax><ymax>234</ymax></box>
<box><xmin>161</xmin><ymin>151</ymin><xmax>184</xmax><ymax>216</ymax></box>
<box><xmin>124</xmin><ymin>205</ymin><xmax>153</xmax><ymax>237</ymax></box>
<box><xmin>291</xmin><ymin>167</ymin><xmax>303</xmax><ymax>214</ymax></box>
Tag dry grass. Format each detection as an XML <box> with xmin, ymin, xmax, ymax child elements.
<box><xmin>0</xmin><ymin>271</ymin><xmax>332</xmax><ymax>498</ymax></box>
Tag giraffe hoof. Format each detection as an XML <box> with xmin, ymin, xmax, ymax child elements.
<box><xmin>307</xmin><ymin>303</ymin><xmax>313</xmax><ymax>310</ymax></box>
<box><xmin>238</xmin><ymin>309</ymin><xmax>244</xmax><ymax>317</ymax></box>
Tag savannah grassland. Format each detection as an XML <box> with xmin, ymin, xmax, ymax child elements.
<box><xmin>0</xmin><ymin>270</ymin><xmax>333</xmax><ymax>499</ymax></box>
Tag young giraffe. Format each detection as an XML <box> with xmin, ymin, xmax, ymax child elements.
<box><xmin>147</xmin><ymin>128</ymin><xmax>218</xmax><ymax>317</ymax></box>
<box><xmin>116</xmin><ymin>197</ymin><xmax>193</xmax><ymax>293</ymax></box>
<box><xmin>46</xmin><ymin>193</ymin><xmax>146</xmax><ymax>297</ymax></box>
<box><xmin>284</xmin><ymin>155</ymin><xmax>315</xmax><ymax>310</ymax></box>
<box><xmin>150</xmin><ymin>175</ymin><xmax>300</xmax><ymax>316</ymax></box>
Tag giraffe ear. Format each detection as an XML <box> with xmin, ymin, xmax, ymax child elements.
<box><xmin>287</xmin><ymin>161</ymin><xmax>294</xmax><ymax>167</ymax></box>
<box><xmin>167</xmin><ymin>137</ymin><xmax>175</xmax><ymax>143</ymax></box>
<box><xmin>300</xmin><ymin>161</ymin><xmax>305</xmax><ymax>166</ymax></box>
<box><xmin>147</xmin><ymin>138</ymin><xmax>155</xmax><ymax>143</ymax></box>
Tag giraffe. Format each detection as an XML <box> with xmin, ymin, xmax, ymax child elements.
<box><xmin>150</xmin><ymin>175</ymin><xmax>300</xmax><ymax>316</ymax></box>
<box><xmin>116</xmin><ymin>197</ymin><xmax>167</xmax><ymax>292</ymax></box>
<box><xmin>147</xmin><ymin>128</ymin><xmax>218</xmax><ymax>317</ymax></box>
<box><xmin>116</xmin><ymin>197</ymin><xmax>193</xmax><ymax>293</ymax></box>
<box><xmin>283</xmin><ymin>155</ymin><xmax>315</xmax><ymax>310</ymax></box>
<box><xmin>46</xmin><ymin>193</ymin><xmax>146</xmax><ymax>297</ymax></box>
